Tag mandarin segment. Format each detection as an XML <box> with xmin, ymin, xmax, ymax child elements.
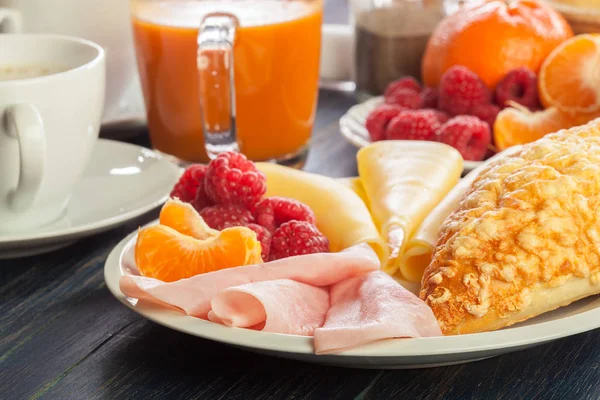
<box><xmin>159</xmin><ymin>198</ymin><xmax>217</xmax><ymax>239</ymax></box>
<box><xmin>494</xmin><ymin>105</ymin><xmax>600</xmax><ymax>150</ymax></box>
<box><xmin>539</xmin><ymin>34</ymin><xmax>600</xmax><ymax>114</ymax></box>
<box><xmin>494</xmin><ymin>106</ymin><xmax>571</xmax><ymax>150</ymax></box>
<box><xmin>135</xmin><ymin>224</ymin><xmax>263</xmax><ymax>282</ymax></box>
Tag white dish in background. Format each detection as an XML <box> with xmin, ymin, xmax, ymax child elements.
<box><xmin>339</xmin><ymin>96</ymin><xmax>483</xmax><ymax>173</ymax></box>
<box><xmin>104</xmin><ymin>227</ymin><xmax>600</xmax><ymax>369</ymax></box>
<box><xmin>0</xmin><ymin>139</ymin><xmax>180</xmax><ymax>259</ymax></box>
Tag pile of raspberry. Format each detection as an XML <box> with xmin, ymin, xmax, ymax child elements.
<box><xmin>365</xmin><ymin>65</ymin><xmax>540</xmax><ymax>161</ymax></box>
<box><xmin>170</xmin><ymin>152</ymin><xmax>329</xmax><ymax>261</ymax></box>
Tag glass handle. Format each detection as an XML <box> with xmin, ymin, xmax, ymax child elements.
<box><xmin>197</xmin><ymin>13</ymin><xmax>240</xmax><ymax>159</ymax></box>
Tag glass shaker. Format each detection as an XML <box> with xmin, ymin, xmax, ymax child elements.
<box><xmin>351</xmin><ymin>0</ymin><xmax>457</xmax><ymax>99</ymax></box>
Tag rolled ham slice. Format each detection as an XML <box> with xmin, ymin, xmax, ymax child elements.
<box><xmin>119</xmin><ymin>243</ymin><xmax>379</xmax><ymax>319</ymax></box>
<box><xmin>313</xmin><ymin>271</ymin><xmax>442</xmax><ymax>355</ymax></box>
<box><xmin>209</xmin><ymin>279</ymin><xmax>329</xmax><ymax>336</ymax></box>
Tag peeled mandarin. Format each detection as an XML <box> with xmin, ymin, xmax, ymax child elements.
<box><xmin>159</xmin><ymin>198</ymin><xmax>217</xmax><ymax>239</ymax></box>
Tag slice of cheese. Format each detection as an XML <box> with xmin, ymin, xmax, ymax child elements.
<box><xmin>356</xmin><ymin>141</ymin><xmax>463</xmax><ymax>278</ymax></box>
<box><xmin>256</xmin><ymin>163</ymin><xmax>388</xmax><ymax>265</ymax></box>
<box><xmin>339</xmin><ymin>177</ymin><xmax>422</xmax><ymax>295</ymax></box>
<box><xmin>401</xmin><ymin>145</ymin><xmax>524</xmax><ymax>283</ymax></box>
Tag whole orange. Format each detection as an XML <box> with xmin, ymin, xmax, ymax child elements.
<box><xmin>421</xmin><ymin>0</ymin><xmax>573</xmax><ymax>89</ymax></box>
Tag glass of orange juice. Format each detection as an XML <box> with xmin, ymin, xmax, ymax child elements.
<box><xmin>130</xmin><ymin>0</ymin><xmax>323</xmax><ymax>166</ymax></box>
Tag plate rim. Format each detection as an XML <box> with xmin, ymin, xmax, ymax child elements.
<box><xmin>104</xmin><ymin>225</ymin><xmax>600</xmax><ymax>359</ymax></box>
<box><xmin>339</xmin><ymin>96</ymin><xmax>482</xmax><ymax>172</ymax></box>
<box><xmin>0</xmin><ymin>139</ymin><xmax>181</xmax><ymax>244</ymax></box>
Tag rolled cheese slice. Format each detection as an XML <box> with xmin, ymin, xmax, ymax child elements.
<box><xmin>256</xmin><ymin>163</ymin><xmax>388</xmax><ymax>265</ymax></box>
<box><xmin>401</xmin><ymin>145</ymin><xmax>524</xmax><ymax>283</ymax></box>
<box><xmin>356</xmin><ymin>141</ymin><xmax>463</xmax><ymax>277</ymax></box>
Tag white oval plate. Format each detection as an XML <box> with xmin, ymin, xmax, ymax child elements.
<box><xmin>339</xmin><ymin>96</ymin><xmax>483</xmax><ymax>174</ymax></box>
<box><xmin>105</xmin><ymin>227</ymin><xmax>600</xmax><ymax>369</ymax></box>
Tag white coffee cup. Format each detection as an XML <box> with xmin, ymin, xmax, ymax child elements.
<box><xmin>0</xmin><ymin>34</ymin><xmax>105</xmax><ymax>232</ymax></box>
<box><xmin>0</xmin><ymin>0</ymin><xmax>136</xmax><ymax>121</ymax></box>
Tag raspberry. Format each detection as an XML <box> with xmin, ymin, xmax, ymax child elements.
<box><xmin>420</xmin><ymin>87</ymin><xmax>439</xmax><ymax>109</ymax></box>
<box><xmin>254</xmin><ymin>197</ymin><xmax>316</xmax><ymax>232</ymax></box>
<box><xmin>471</xmin><ymin>103</ymin><xmax>500</xmax><ymax>130</ymax></box>
<box><xmin>269</xmin><ymin>221</ymin><xmax>330</xmax><ymax>261</ymax></box>
<box><xmin>204</xmin><ymin>152</ymin><xmax>266</xmax><ymax>208</ymax></box>
<box><xmin>438</xmin><ymin>66</ymin><xmax>491</xmax><ymax>116</ymax></box>
<box><xmin>190</xmin><ymin>183</ymin><xmax>213</xmax><ymax>212</ymax></box>
<box><xmin>438</xmin><ymin>116</ymin><xmax>491</xmax><ymax>161</ymax></box>
<box><xmin>484</xmin><ymin>148</ymin><xmax>497</xmax><ymax>160</ymax></box>
<box><xmin>365</xmin><ymin>104</ymin><xmax>407</xmax><ymax>142</ymax></box>
<box><xmin>423</xmin><ymin>109</ymin><xmax>450</xmax><ymax>124</ymax></box>
<box><xmin>239</xmin><ymin>223</ymin><xmax>272</xmax><ymax>261</ymax></box>
<box><xmin>383</xmin><ymin>76</ymin><xmax>421</xmax><ymax>99</ymax></box>
<box><xmin>385</xmin><ymin>110</ymin><xmax>441</xmax><ymax>141</ymax></box>
<box><xmin>199</xmin><ymin>204</ymin><xmax>254</xmax><ymax>230</ymax></box>
<box><xmin>170</xmin><ymin>164</ymin><xmax>208</xmax><ymax>203</ymax></box>
<box><xmin>494</xmin><ymin>67</ymin><xmax>540</xmax><ymax>110</ymax></box>
<box><xmin>385</xmin><ymin>88</ymin><xmax>422</xmax><ymax>109</ymax></box>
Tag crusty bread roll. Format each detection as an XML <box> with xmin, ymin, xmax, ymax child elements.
<box><xmin>420</xmin><ymin>119</ymin><xmax>600</xmax><ymax>335</ymax></box>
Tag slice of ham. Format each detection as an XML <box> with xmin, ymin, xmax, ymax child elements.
<box><xmin>119</xmin><ymin>242</ymin><xmax>443</xmax><ymax>354</ymax></box>
<box><xmin>209</xmin><ymin>279</ymin><xmax>329</xmax><ymax>336</ymax></box>
<box><xmin>119</xmin><ymin>243</ymin><xmax>379</xmax><ymax>319</ymax></box>
<box><xmin>313</xmin><ymin>271</ymin><xmax>442</xmax><ymax>354</ymax></box>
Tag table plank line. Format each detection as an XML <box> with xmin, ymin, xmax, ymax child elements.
<box><xmin>353</xmin><ymin>371</ymin><xmax>384</xmax><ymax>400</ymax></box>
<box><xmin>30</xmin><ymin>319</ymin><xmax>138</xmax><ymax>400</ymax></box>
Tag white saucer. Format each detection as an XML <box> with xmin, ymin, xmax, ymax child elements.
<box><xmin>0</xmin><ymin>139</ymin><xmax>181</xmax><ymax>259</ymax></box>
<box><xmin>339</xmin><ymin>96</ymin><xmax>483</xmax><ymax>174</ymax></box>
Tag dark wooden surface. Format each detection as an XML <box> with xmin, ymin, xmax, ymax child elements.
<box><xmin>2</xmin><ymin>1</ymin><xmax>600</xmax><ymax>398</ymax></box>
<box><xmin>2</xmin><ymin>88</ymin><xmax>600</xmax><ymax>400</ymax></box>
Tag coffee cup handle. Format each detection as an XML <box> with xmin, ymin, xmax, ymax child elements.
<box><xmin>0</xmin><ymin>8</ymin><xmax>22</xmax><ymax>33</ymax></box>
<box><xmin>4</xmin><ymin>104</ymin><xmax>46</xmax><ymax>212</ymax></box>
<box><xmin>197</xmin><ymin>12</ymin><xmax>240</xmax><ymax>159</ymax></box>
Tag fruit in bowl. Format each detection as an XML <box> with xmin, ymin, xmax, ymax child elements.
<box><xmin>364</xmin><ymin>65</ymin><xmax>502</xmax><ymax>161</ymax></box>
<box><xmin>362</xmin><ymin>32</ymin><xmax>600</xmax><ymax>159</ymax></box>
<box><xmin>352</xmin><ymin>0</ymin><xmax>600</xmax><ymax>160</ymax></box>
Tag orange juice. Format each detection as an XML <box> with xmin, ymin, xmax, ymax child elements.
<box><xmin>131</xmin><ymin>0</ymin><xmax>323</xmax><ymax>163</ymax></box>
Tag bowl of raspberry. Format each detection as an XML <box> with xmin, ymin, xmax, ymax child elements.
<box><xmin>340</xmin><ymin>65</ymin><xmax>541</xmax><ymax>173</ymax></box>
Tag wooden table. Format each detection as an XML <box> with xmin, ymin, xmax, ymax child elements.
<box><xmin>2</xmin><ymin>88</ymin><xmax>599</xmax><ymax>400</ymax></box>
